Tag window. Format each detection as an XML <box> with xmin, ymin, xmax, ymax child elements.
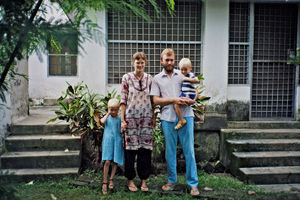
<box><xmin>228</xmin><ymin>2</ymin><xmax>250</xmax><ymax>84</ymax></box>
<box><xmin>48</xmin><ymin>44</ymin><xmax>77</xmax><ymax>76</ymax></box>
<box><xmin>107</xmin><ymin>0</ymin><xmax>202</xmax><ymax>84</ymax></box>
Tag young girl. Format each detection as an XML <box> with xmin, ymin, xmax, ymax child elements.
<box><xmin>174</xmin><ymin>58</ymin><xmax>199</xmax><ymax>130</ymax></box>
<box><xmin>100</xmin><ymin>98</ymin><xmax>124</xmax><ymax>195</ymax></box>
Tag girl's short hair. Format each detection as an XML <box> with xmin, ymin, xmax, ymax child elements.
<box><xmin>179</xmin><ymin>58</ymin><xmax>192</xmax><ymax>69</ymax></box>
<box><xmin>108</xmin><ymin>98</ymin><xmax>120</xmax><ymax>108</ymax></box>
<box><xmin>132</xmin><ymin>52</ymin><xmax>147</xmax><ymax>65</ymax></box>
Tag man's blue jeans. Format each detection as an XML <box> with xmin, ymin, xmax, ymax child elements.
<box><xmin>161</xmin><ymin>117</ymin><xmax>198</xmax><ymax>187</ymax></box>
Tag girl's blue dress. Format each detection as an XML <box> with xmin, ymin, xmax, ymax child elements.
<box><xmin>102</xmin><ymin>115</ymin><xmax>124</xmax><ymax>165</ymax></box>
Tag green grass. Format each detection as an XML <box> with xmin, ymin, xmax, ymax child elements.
<box><xmin>1</xmin><ymin>170</ymin><xmax>295</xmax><ymax>200</ymax></box>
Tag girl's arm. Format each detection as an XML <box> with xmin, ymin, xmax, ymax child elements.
<box><xmin>100</xmin><ymin>113</ymin><xmax>110</xmax><ymax>126</ymax></box>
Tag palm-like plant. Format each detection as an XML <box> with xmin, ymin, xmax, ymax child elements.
<box><xmin>47</xmin><ymin>82</ymin><xmax>119</xmax><ymax>135</ymax></box>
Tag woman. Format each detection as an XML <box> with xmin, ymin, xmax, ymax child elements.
<box><xmin>120</xmin><ymin>52</ymin><xmax>154</xmax><ymax>192</ymax></box>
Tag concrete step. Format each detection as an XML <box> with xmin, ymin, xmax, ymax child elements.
<box><xmin>231</xmin><ymin>151</ymin><xmax>300</xmax><ymax>173</ymax></box>
<box><xmin>227</xmin><ymin>121</ymin><xmax>300</xmax><ymax>129</ymax></box>
<box><xmin>238</xmin><ymin>166</ymin><xmax>300</xmax><ymax>184</ymax></box>
<box><xmin>1</xmin><ymin>150</ymin><xmax>80</xmax><ymax>169</ymax></box>
<box><xmin>9</xmin><ymin>124</ymin><xmax>69</xmax><ymax>135</ymax></box>
<box><xmin>227</xmin><ymin>139</ymin><xmax>300</xmax><ymax>152</ymax></box>
<box><xmin>5</xmin><ymin>134</ymin><xmax>81</xmax><ymax>151</ymax></box>
<box><xmin>0</xmin><ymin>168</ymin><xmax>78</xmax><ymax>182</ymax></box>
<box><xmin>221</xmin><ymin>129</ymin><xmax>300</xmax><ymax>140</ymax></box>
<box><xmin>256</xmin><ymin>183</ymin><xmax>300</xmax><ymax>193</ymax></box>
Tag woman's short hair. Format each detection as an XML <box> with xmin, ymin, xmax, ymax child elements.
<box><xmin>160</xmin><ymin>48</ymin><xmax>175</xmax><ymax>59</ymax></box>
<box><xmin>132</xmin><ymin>52</ymin><xmax>147</xmax><ymax>65</ymax></box>
<box><xmin>107</xmin><ymin>98</ymin><xmax>120</xmax><ymax>108</ymax></box>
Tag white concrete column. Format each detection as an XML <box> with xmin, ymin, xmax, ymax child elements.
<box><xmin>202</xmin><ymin>0</ymin><xmax>229</xmax><ymax>110</ymax></box>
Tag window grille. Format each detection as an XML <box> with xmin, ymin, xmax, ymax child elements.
<box><xmin>228</xmin><ymin>2</ymin><xmax>250</xmax><ymax>84</ymax></box>
<box><xmin>107</xmin><ymin>0</ymin><xmax>202</xmax><ymax>84</ymax></box>
<box><xmin>251</xmin><ymin>4</ymin><xmax>297</xmax><ymax>119</ymax></box>
<box><xmin>49</xmin><ymin>46</ymin><xmax>77</xmax><ymax>76</ymax></box>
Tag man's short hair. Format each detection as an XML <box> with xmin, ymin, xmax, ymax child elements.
<box><xmin>160</xmin><ymin>48</ymin><xmax>175</xmax><ymax>59</ymax></box>
<box><xmin>132</xmin><ymin>51</ymin><xmax>148</xmax><ymax>65</ymax></box>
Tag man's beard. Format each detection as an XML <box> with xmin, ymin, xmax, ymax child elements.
<box><xmin>163</xmin><ymin>65</ymin><xmax>174</xmax><ymax>73</ymax></box>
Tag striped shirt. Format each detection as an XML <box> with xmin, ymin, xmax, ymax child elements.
<box><xmin>181</xmin><ymin>72</ymin><xmax>196</xmax><ymax>99</ymax></box>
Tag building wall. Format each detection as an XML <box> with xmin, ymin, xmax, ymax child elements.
<box><xmin>0</xmin><ymin>94</ymin><xmax>11</xmax><ymax>153</ymax></box>
<box><xmin>28</xmin><ymin>1</ymin><xmax>300</xmax><ymax>121</ymax></box>
<box><xmin>0</xmin><ymin>59</ymin><xmax>29</xmax><ymax>153</ymax></box>
<box><xmin>29</xmin><ymin>4</ymin><xmax>107</xmax><ymax>101</ymax></box>
<box><xmin>10</xmin><ymin>59</ymin><xmax>29</xmax><ymax>123</ymax></box>
<box><xmin>202</xmin><ymin>0</ymin><xmax>230</xmax><ymax>113</ymax></box>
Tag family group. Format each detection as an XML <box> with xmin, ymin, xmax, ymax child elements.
<box><xmin>100</xmin><ymin>48</ymin><xmax>200</xmax><ymax>196</ymax></box>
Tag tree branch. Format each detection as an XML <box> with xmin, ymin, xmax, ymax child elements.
<box><xmin>0</xmin><ymin>0</ymin><xmax>44</xmax><ymax>88</ymax></box>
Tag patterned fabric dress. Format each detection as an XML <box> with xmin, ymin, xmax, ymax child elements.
<box><xmin>120</xmin><ymin>72</ymin><xmax>153</xmax><ymax>151</ymax></box>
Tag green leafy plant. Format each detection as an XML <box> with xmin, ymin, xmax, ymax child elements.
<box><xmin>193</xmin><ymin>73</ymin><xmax>210</xmax><ymax>120</ymax></box>
<box><xmin>47</xmin><ymin>82</ymin><xmax>119</xmax><ymax>135</ymax></box>
<box><xmin>288</xmin><ymin>47</ymin><xmax>300</xmax><ymax>65</ymax></box>
<box><xmin>0</xmin><ymin>171</ymin><xmax>20</xmax><ymax>200</ymax></box>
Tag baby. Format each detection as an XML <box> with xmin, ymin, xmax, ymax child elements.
<box><xmin>174</xmin><ymin>58</ymin><xmax>199</xmax><ymax>130</ymax></box>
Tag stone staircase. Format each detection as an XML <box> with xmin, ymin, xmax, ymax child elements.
<box><xmin>0</xmin><ymin>106</ymin><xmax>81</xmax><ymax>181</ymax></box>
<box><xmin>220</xmin><ymin>122</ymin><xmax>300</xmax><ymax>190</ymax></box>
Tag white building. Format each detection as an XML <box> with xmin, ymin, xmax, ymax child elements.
<box><xmin>28</xmin><ymin>0</ymin><xmax>300</xmax><ymax>121</ymax></box>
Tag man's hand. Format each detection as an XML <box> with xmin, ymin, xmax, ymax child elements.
<box><xmin>178</xmin><ymin>97</ymin><xmax>195</xmax><ymax>105</ymax></box>
<box><xmin>174</xmin><ymin>97</ymin><xmax>189</xmax><ymax>106</ymax></box>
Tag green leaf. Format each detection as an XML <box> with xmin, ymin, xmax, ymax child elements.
<box><xmin>199</xmin><ymin>96</ymin><xmax>211</xmax><ymax>101</ymax></box>
<box><xmin>46</xmin><ymin>117</ymin><xmax>58</xmax><ymax>124</ymax></box>
<box><xmin>90</xmin><ymin>118</ymin><xmax>94</xmax><ymax>129</ymax></box>
<box><xmin>89</xmin><ymin>106</ymin><xmax>94</xmax><ymax>117</ymax></box>
<box><xmin>197</xmin><ymin>74</ymin><xmax>204</xmax><ymax>81</ymax></box>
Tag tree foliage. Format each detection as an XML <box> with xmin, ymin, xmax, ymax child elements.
<box><xmin>288</xmin><ymin>47</ymin><xmax>300</xmax><ymax>65</ymax></box>
<box><xmin>0</xmin><ymin>0</ymin><xmax>175</xmax><ymax>102</ymax></box>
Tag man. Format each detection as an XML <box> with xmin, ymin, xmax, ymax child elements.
<box><xmin>150</xmin><ymin>48</ymin><xmax>199</xmax><ymax>196</ymax></box>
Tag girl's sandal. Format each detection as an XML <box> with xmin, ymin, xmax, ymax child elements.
<box><xmin>109</xmin><ymin>179</ymin><xmax>114</xmax><ymax>190</ymax></box>
<box><xmin>190</xmin><ymin>187</ymin><xmax>200</xmax><ymax>196</ymax></box>
<box><xmin>102</xmin><ymin>182</ymin><xmax>108</xmax><ymax>195</ymax></box>
<box><xmin>162</xmin><ymin>183</ymin><xmax>175</xmax><ymax>191</ymax></box>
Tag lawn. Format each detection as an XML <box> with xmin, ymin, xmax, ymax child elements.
<box><xmin>1</xmin><ymin>170</ymin><xmax>296</xmax><ymax>200</ymax></box>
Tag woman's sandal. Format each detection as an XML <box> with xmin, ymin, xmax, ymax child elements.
<box><xmin>174</xmin><ymin>119</ymin><xmax>187</xmax><ymax>130</ymax></box>
<box><xmin>140</xmin><ymin>185</ymin><xmax>149</xmax><ymax>192</ymax></box>
<box><xmin>109</xmin><ymin>179</ymin><xmax>114</xmax><ymax>190</ymax></box>
<box><xmin>102</xmin><ymin>182</ymin><xmax>108</xmax><ymax>195</ymax></box>
<box><xmin>162</xmin><ymin>183</ymin><xmax>175</xmax><ymax>191</ymax></box>
<box><xmin>128</xmin><ymin>182</ymin><xmax>138</xmax><ymax>192</ymax></box>
<box><xmin>190</xmin><ymin>187</ymin><xmax>200</xmax><ymax>196</ymax></box>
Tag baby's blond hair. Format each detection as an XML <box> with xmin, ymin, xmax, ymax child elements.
<box><xmin>107</xmin><ymin>98</ymin><xmax>120</xmax><ymax>108</ymax></box>
<box><xmin>179</xmin><ymin>58</ymin><xmax>192</xmax><ymax>69</ymax></box>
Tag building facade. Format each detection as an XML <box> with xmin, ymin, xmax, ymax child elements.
<box><xmin>28</xmin><ymin>0</ymin><xmax>300</xmax><ymax>121</ymax></box>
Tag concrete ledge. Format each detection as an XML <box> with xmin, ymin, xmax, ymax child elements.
<box><xmin>238</xmin><ymin>166</ymin><xmax>300</xmax><ymax>184</ymax></box>
<box><xmin>195</xmin><ymin>113</ymin><xmax>227</xmax><ymax>131</ymax></box>
<box><xmin>0</xmin><ymin>168</ymin><xmax>78</xmax><ymax>182</ymax></box>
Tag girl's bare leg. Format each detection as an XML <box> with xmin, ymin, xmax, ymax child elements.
<box><xmin>102</xmin><ymin>160</ymin><xmax>111</xmax><ymax>194</ymax></box>
<box><xmin>109</xmin><ymin>162</ymin><xmax>117</xmax><ymax>189</ymax></box>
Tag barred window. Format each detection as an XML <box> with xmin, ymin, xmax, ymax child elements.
<box><xmin>228</xmin><ymin>2</ymin><xmax>250</xmax><ymax>84</ymax></box>
<box><xmin>107</xmin><ymin>0</ymin><xmax>202</xmax><ymax>84</ymax></box>
<box><xmin>48</xmin><ymin>45</ymin><xmax>77</xmax><ymax>76</ymax></box>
